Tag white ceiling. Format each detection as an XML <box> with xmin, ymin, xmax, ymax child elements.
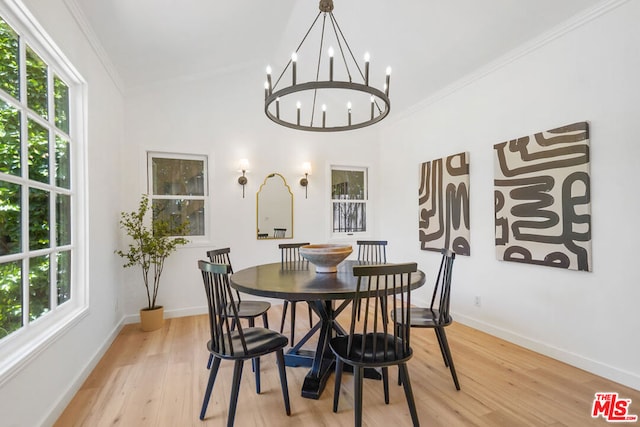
<box><xmin>71</xmin><ymin>0</ymin><xmax>603</xmax><ymax>112</ymax></box>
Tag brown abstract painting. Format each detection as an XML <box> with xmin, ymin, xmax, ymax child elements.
<box><xmin>494</xmin><ymin>121</ymin><xmax>592</xmax><ymax>271</ymax></box>
<box><xmin>419</xmin><ymin>152</ymin><xmax>470</xmax><ymax>256</ymax></box>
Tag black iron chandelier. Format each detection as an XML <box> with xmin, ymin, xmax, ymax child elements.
<box><xmin>264</xmin><ymin>0</ymin><xmax>391</xmax><ymax>132</ymax></box>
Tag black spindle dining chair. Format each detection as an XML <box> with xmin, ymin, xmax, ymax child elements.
<box><xmin>205</xmin><ymin>248</ymin><xmax>270</xmax><ymax>371</ymax></box>
<box><xmin>198</xmin><ymin>260</ymin><xmax>291</xmax><ymax>426</ymax></box>
<box><xmin>330</xmin><ymin>262</ymin><xmax>420</xmax><ymax>427</ymax></box>
<box><xmin>392</xmin><ymin>248</ymin><xmax>460</xmax><ymax>390</ymax></box>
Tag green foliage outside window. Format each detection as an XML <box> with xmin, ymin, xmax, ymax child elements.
<box><xmin>0</xmin><ymin>16</ymin><xmax>73</xmax><ymax>339</ymax></box>
<box><xmin>0</xmin><ymin>18</ymin><xmax>19</xmax><ymax>99</ymax></box>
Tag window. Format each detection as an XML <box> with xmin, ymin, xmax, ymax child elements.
<box><xmin>147</xmin><ymin>152</ymin><xmax>208</xmax><ymax>238</ymax></box>
<box><xmin>0</xmin><ymin>2</ymin><xmax>86</xmax><ymax>380</ymax></box>
<box><xmin>331</xmin><ymin>166</ymin><xmax>368</xmax><ymax>235</ymax></box>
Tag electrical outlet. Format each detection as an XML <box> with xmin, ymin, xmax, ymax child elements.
<box><xmin>474</xmin><ymin>296</ymin><xmax>481</xmax><ymax>307</ymax></box>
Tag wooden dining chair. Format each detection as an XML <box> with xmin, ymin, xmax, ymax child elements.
<box><xmin>330</xmin><ymin>262</ymin><xmax>420</xmax><ymax>427</ymax></box>
<box><xmin>206</xmin><ymin>248</ymin><xmax>271</xmax><ymax>369</ymax></box>
<box><xmin>356</xmin><ymin>240</ymin><xmax>388</xmax><ymax>263</ymax></box>
<box><xmin>197</xmin><ymin>260</ymin><xmax>291</xmax><ymax>426</ymax></box>
<box><xmin>278</xmin><ymin>242</ymin><xmax>313</xmax><ymax>345</ymax></box>
<box><xmin>392</xmin><ymin>248</ymin><xmax>460</xmax><ymax>390</ymax></box>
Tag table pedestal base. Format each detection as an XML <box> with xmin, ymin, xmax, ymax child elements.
<box><xmin>284</xmin><ymin>300</ymin><xmax>381</xmax><ymax>399</ymax></box>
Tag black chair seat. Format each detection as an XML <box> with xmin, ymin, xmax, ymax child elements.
<box><xmin>330</xmin><ymin>333</ymin><xmax>413</xmax><ymax>366</ymax></box>
<box><xmin>228</xmin><ymin>301</ymin><xmax>271</xmax><ymax>319</ymax></box>
<box><xmin>208</xmin><ymin>327</ymin><xmax>288</xmax><ymax>359</ymax></box>
<box><xmin>392</xmin><ymin>307</ymin><xmax>452</xmax><ymax>328</ymax></box>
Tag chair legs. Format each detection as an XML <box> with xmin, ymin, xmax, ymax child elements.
<box><xmin>275</xmin><ymin>348</ymin><xmax>292</xmax><ymax>415</ymax></box>
<box><xmin>280</xmin><ymin>301</ymin><xmax>315</xmax><ymax>346</ymax></box>
<box><xmin>200</xmin><ymin>356</ymin><xmax>221</xmax><ymax>420</ymax></box>
<box><xmin>280</xmin><ymin>301</ymin><xmax>293</xmax><ymax>343</ymax></box>
<box><xmin>382</xmin><ymin>367</ymin><xmax>389</xmax><ymax>404</ymax></box>
<box><xmin>200</xmin><ymin>358</ymin><xmax>247</xmax><ymax>426</ymax></box>
<box><xmin>398</xmin><ymin>363</ymin><xmax>420</xmax><ymax>427</ymax></box>
<box><xmin>333</xmin><ymin>362</ymin><xmax>407</xmax><ymax>427</ymax></box>
<box><xmin>393</xmin><ymin>324</ymin><xmax>461</xmax><ymax>391</ymax></box>
<box><xmin>434</xmin><ymin>327</ymin><xmax>449</xmax><ymax>367</ymax></box>
<box><xmin>333</xmin><ymin>358</ymin><xmax>344</xmax><ymax>412</ymax></box>
<box><xmin>227</xmin><ymin>360</ymin><xmax>245</xmax><ymax>427</ymax></box>
<box><xmin>206</xmin><ymin>353</ymin><xmax>213</xmax><ymax>369</ymax></box>
<box><xmin>354</xmin><ymin>366</ymin><xmax>364</xmax><ymax>427</ymax></box>
<box><xmin>254</xmin><ymin>356</ymin><xmax>261</xmax><ymax>394</ymax></box>
<box><xmin>201</xmin><ymin>352</ymin><xmax>290</xmax><ymax>424</ymax></box>
<box><xmin>436</xmin><ymin>327</ymin><xmax>460</xmax><ymax>390</ymax></box>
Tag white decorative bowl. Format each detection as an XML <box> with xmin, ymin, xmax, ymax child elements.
<box><xmin>299</xmin><ymin>244</ymin><xmax>353</xmax><ymax>273</ymax></box>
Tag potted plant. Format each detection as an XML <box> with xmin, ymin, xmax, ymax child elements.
<box><xmin>116</xmin><ymin>194</ymin><xmax>189</xmax><ymax>331</ymax></box>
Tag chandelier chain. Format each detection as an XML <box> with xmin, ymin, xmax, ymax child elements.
<box><xmin>273</xmin><ymin>11</ymin><xmax>322</xmax><ymax>90</ymax></box>
<box><xmin>310</xmin><ymin>13</ymin><xmax>328</xmax><ymax>127</ymax></box>
<box><xmin>328</xmin><ymin>13</ymin><xmax>353</xmax><ymax>83</ymax></box>
<box><xmin>330</xmin><ymin>13</ymin><xmax>384</xmax><ymax>115</ymax></box>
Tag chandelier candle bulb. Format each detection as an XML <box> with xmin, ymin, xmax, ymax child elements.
<box><xmin>364</xmin><ymin>52</ymin><xmax>370</xmax><ymax>85</ymax></box>
<box><xmin>264</xmin><ymin>81</ymin><xmax>269</xmax><ymax>100</ymax></box>
<box><xmin>347</xmin><ymin>101</ymin><xmax>352</xmax><ymax>126</ymax></box>
<box><xmin>322</xmin><ymin>104</ymin><xmax>327</xmax><ymax>128</ymax></box>
<box><xmin>297</xmin><ymin>101</ymin><xmax>301</xmax><ymax>125</ymax></box>
<box><xmin>329</xmin><ymin>47</ymin><xmax>334</xmax><ymax>81</ymax></box>
<box><xmin>266</xmin><ymin>65</ymin><xmax>272</xmax><ymax>92</ymax></box>
<box><xmin>370</xmin><ymin>96</ymin><xmax>375</xmax><ymax>119</ymax></box>
<box><xmin>385</xmin><ymin>66</ymin><xmax>391</xmax><ymax>96</ymax></box>
<box><xmin>291</xmin><ymin>52</ymin><xmax>297</xmax><ymax>85</ymax></box>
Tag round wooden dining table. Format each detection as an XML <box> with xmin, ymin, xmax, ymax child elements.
<box><xmin>230</xmin><ymin>259</ymin><xmax>426</xmax><ymax>399</ymax></box>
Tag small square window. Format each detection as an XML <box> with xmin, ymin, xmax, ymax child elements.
<box><xmin>148</xmin><ymin>153</ymin><xmax>208</xmax><ymax>237</ymax></box>
<box><xmin>331</xmin><ymin>166</ymin><xmax>368</xmax><ymax>235</ymax></box>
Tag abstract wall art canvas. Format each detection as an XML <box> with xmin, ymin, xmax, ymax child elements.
<box><xmin>494</xmin><ymin>121</ymin><xmax>592</xmax><ymax>271</ymax></box>
<box><xmin>419</xmin><ymin>152</ymin><xmax>470</xmax><ymax>256</ymax></box>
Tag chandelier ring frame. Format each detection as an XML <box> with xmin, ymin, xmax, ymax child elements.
<box><xmin>265</xmin><ymin>81</ymin><xmax>390</xmax><ymax>132</ymax></box>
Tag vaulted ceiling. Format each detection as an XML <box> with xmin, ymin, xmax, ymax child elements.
<box><xmin>71</xmin><ymin>0</ymin><xmax>603</xmax><ymax>112</ymax></box>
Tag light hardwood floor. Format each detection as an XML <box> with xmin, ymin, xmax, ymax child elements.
<box><xmin>55</xmin><ymin>304</ymin><xmax>640</xmax><ymax>426</ymax></box>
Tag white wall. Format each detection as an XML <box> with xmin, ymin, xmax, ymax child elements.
<box><xmin>0</xmin><ymin>1</ymin><xmax>125</xmax><ymax>426</ymax></box>
<box><xmin>379</xmin><ymin>0</ymin><xmax>640</xmax><ymax>390</ymax></box>
<box><xmin>120</xmin><ymin>67</ymin><xmax>382</xmax><ymax>320</ymax></box>
<box><xmin>3</xmin><ymin>1</ymin><xmax>638</xmax><ymax>425</ymax></box>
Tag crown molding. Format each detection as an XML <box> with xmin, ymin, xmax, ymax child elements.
<box><xmin>388</xmin><ymin>0</ymin><xmax>631</xmax><ymax>125</ymax></box>
<box><xmin>62</xmin><ymin>0</ymin><xmax>125</xmax><ymax>94</ymax></box>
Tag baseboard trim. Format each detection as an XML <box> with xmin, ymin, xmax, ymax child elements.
<box><xmin>40</xmin><ymin>317</ymin><xmax>125</xmax><ymax>426</ymax></box>
<box><xmin>454</xmin><ymin>313</ymin><xmax>640</xmax><ymax>391</ymax></box>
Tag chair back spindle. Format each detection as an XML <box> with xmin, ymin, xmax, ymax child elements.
<box><xmin>279</xmin><ymin>242</ymin><xmax>310</xmax><ymax>268</ymax></box>
<box><xmin>356</xmin><ymin>240</ymin><xmax>388</xmax><ymax>264</ymax></box>
<box><xmin>430</xmin><ymin>249</ymin><xmax>456</xmax><ymax>326</ymax></box>
<box><xmin>207</xmin><ymin>247</ymin><xmax>241</xmax><ymax>302</ymax></box>
<box><xmin>198</xmin><ymin>260</ymin><xmax>248</xmax><ymax>357</ymax></box>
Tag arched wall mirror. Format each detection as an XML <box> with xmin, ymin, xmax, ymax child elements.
<box><xmin>256</xmin><ymin>173</ymin><xmax>293</xmax><ymax>239</ymax></box>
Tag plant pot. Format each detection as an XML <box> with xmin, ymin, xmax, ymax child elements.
<box><xmin>140</xmin><ymin>306</ymin><xmax>164</xmax><ymax>332</ymax></box>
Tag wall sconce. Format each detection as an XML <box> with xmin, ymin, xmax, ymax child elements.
<box><xmin>300</xmin><ymin>162</ymin><xmax>312</xmax><ymax>199</ymax></box>
<box><xmin>238</xmin><ymin>158</ymin><xmax>249</xmax><ymax>198</ymax></box>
